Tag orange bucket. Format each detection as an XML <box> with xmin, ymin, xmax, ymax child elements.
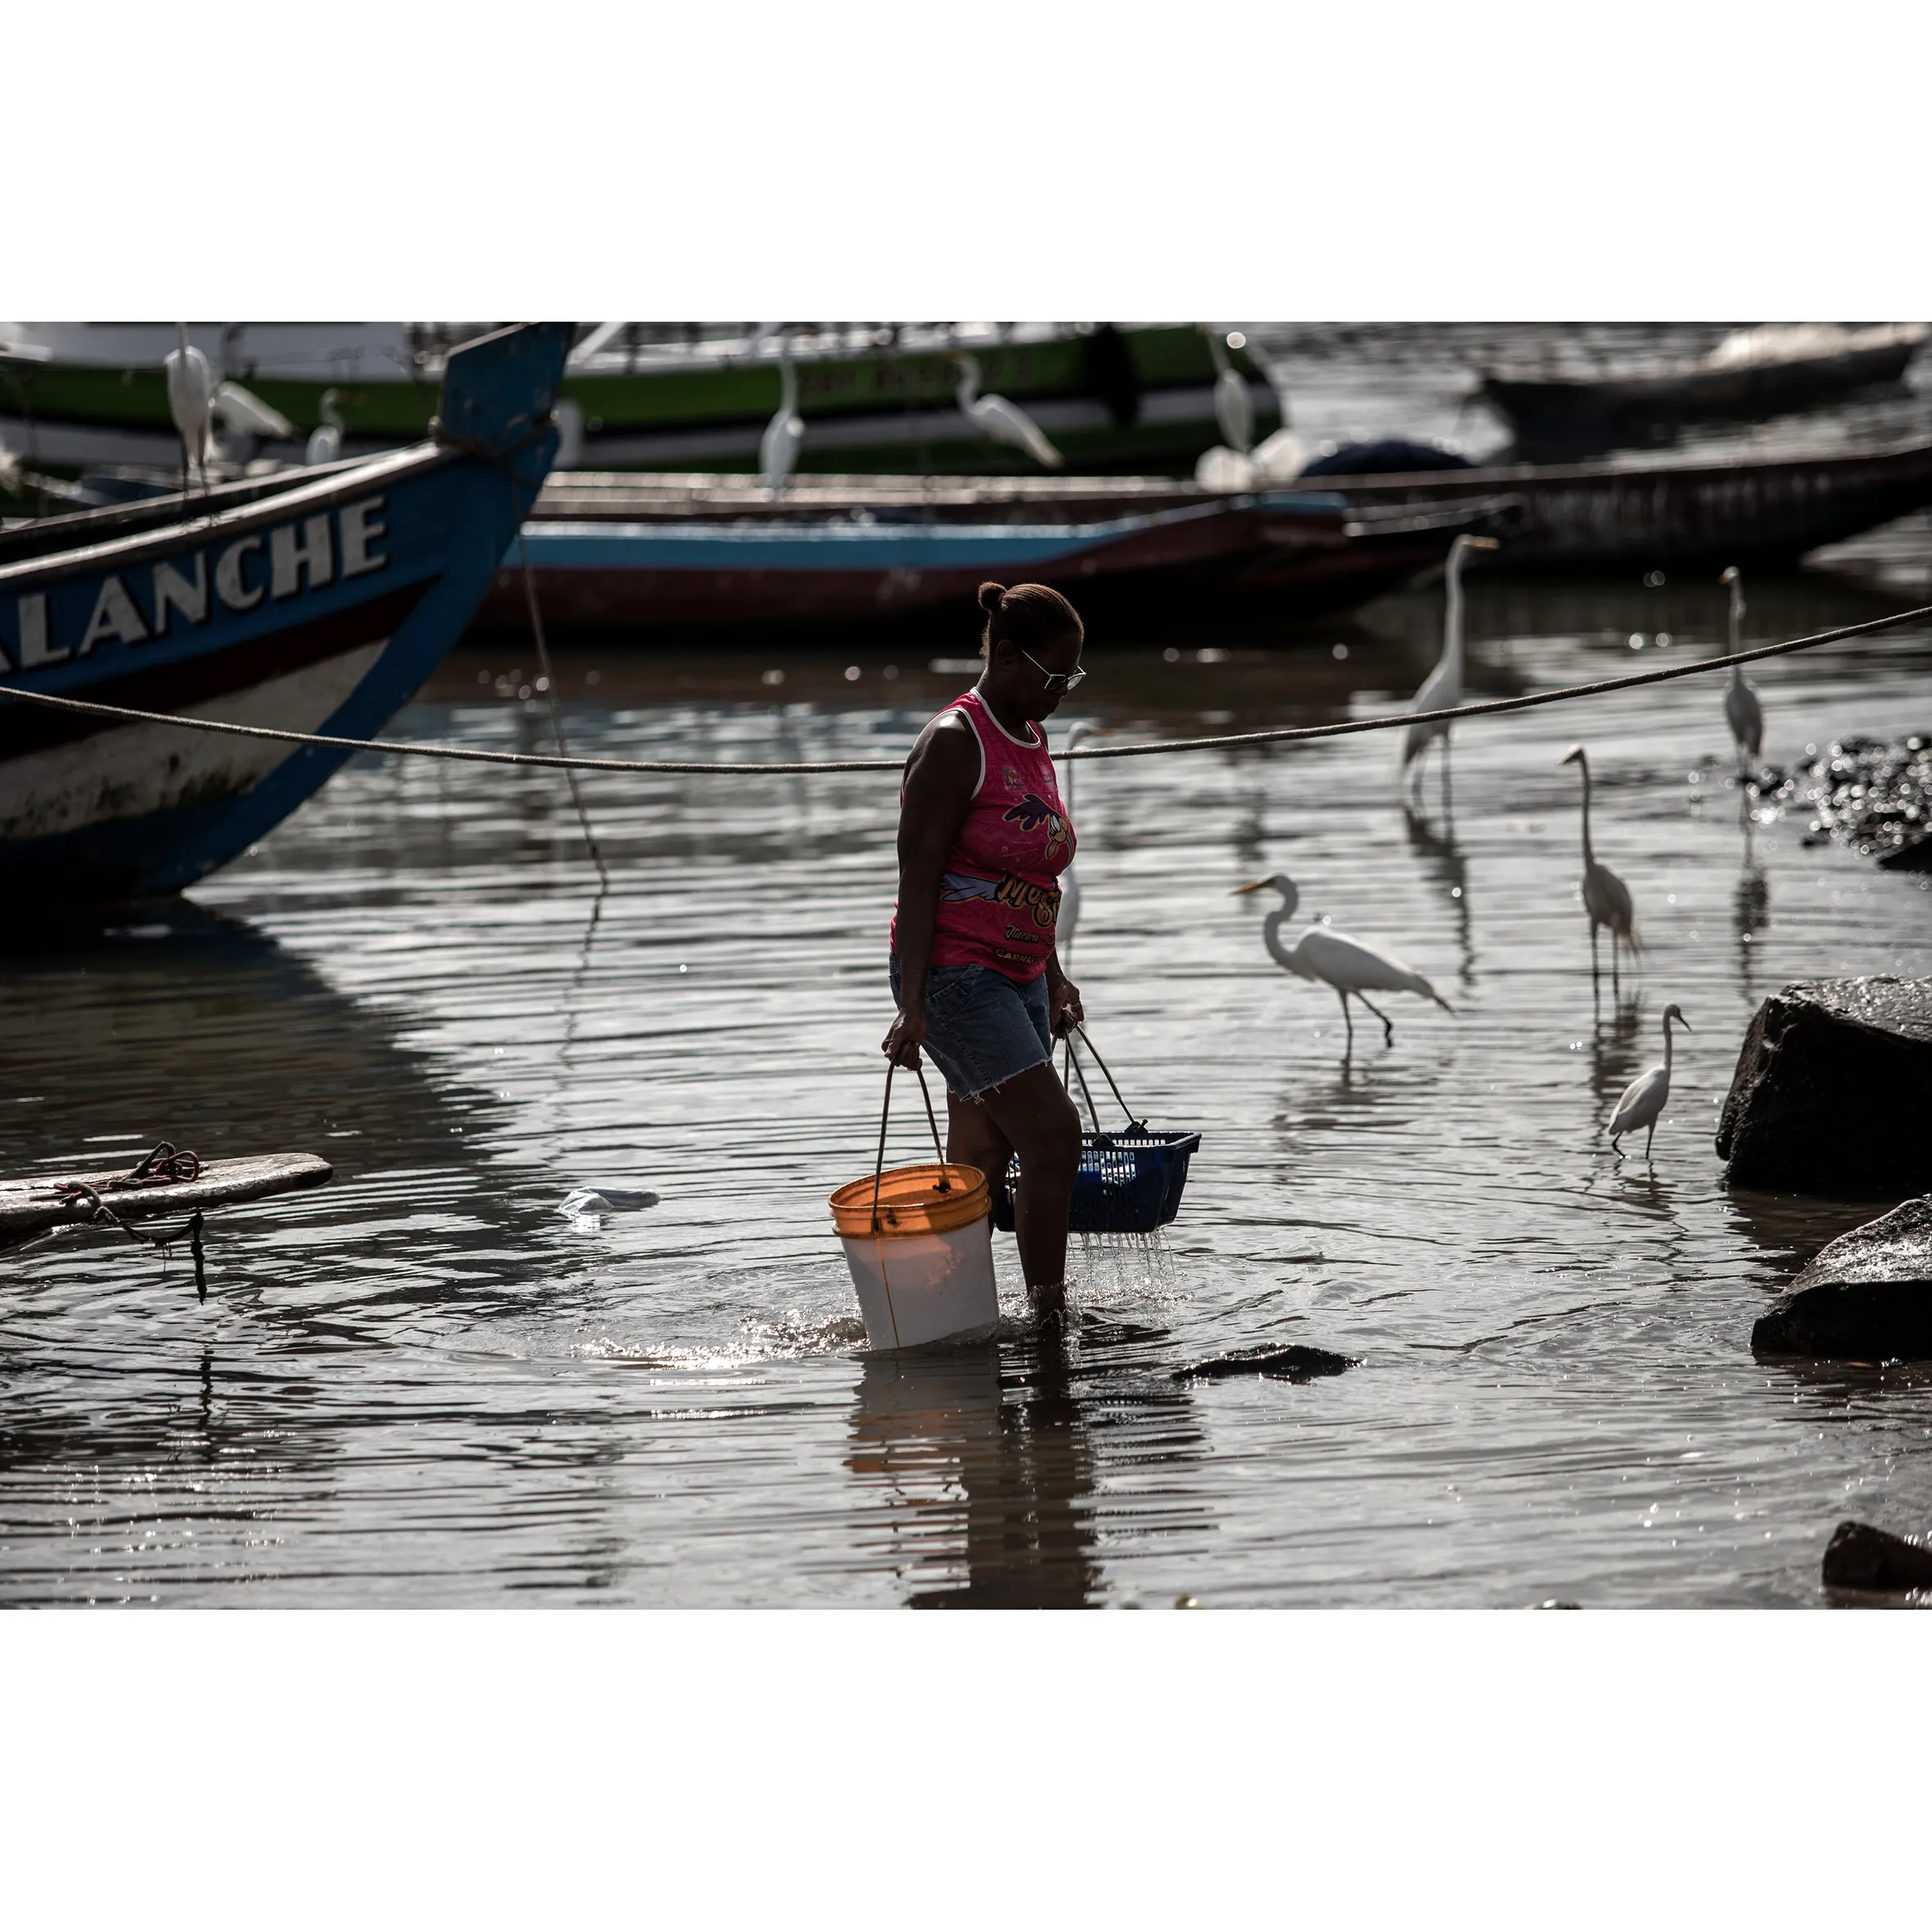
<box><xmin>831</xmin><ymin>1068</ymin><xmax>1000</xmax><ymax>1350</ymax></box>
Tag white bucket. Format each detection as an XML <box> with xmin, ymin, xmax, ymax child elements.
<box><xmin>830</xmin><ymin>1161</ymin><xmax>999</xmax><ymax>1351</ymax></box>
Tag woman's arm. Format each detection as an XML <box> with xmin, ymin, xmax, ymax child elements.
<box><xmin>1044</xmin><ymin>949</ymin><xmax>1083</xmax><ymax>1039</ymax></box>
<box><xmin>883</xmin><ymin>716</ymin><xmax>979</xmax><ymax>1067</ymax></box>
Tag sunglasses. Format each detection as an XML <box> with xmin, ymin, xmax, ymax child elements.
<box><xmin>1018</xmin><ymin>645</ymin><xmax>1089</xmax><ymax>692</ymax></box>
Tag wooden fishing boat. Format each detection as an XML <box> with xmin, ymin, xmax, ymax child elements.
<box><xmin>1480</xmin><ymin>323</ymin><xmax>1929</xmax><ymax>456</ymax></box>
<box><xmin>473</xmin><ymin>487</ymin><xmax>1511</xmax><ymax>633</ymax></box>
<box><xmin>1260</xmin><ymin>434</ymin><xmax>1932</xmax><ymax>570</ymax></box>
<box><xmin>0</xmin><ymin>321</ymin><xmax>1278</xmax><ymax>479</ymax></box>
<box><xmin>0</xmin><ymin>322</ymin><xmax>571</xmax><ymax>905</ymax></box>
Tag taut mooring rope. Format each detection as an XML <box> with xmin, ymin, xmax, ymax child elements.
<box><xmin>2</xmin><ymin>601</ymin><xmax>1927</xmax><ymax>776</ymax></box>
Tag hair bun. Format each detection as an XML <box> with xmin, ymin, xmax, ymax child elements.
<box><xmin>977</xmin><ymin>582</ymin><xmax>1007</xmax><ymax>618</ymax></box>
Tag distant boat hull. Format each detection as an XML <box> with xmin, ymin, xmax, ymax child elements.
<box><xmin>1481</xmin><ymin>325</ymin><xmax>1929</xmax><ymax>457</ymax></box>
<box><xmin>0</xmin><ymin>325</ymin><xmax>569</xmax><ymax>905</ymax></box>
<box><xmin>1264</xmin><ymin>436</ymin><xmax>1932</xmax><ymax>569</ymax></box>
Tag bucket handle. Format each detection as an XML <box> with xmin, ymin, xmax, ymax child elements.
<box><xmin>871</xmin><ymin>1059</ymin><xmax>950</xmax><ymax>1233</ymax></box>
<box><xmin>1071</xmin><ymin>1024</ymin><xmax>1146</xmax><ymax>1133</ymax></box>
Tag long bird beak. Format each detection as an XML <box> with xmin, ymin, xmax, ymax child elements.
<box><xmin>1559</xmin><ymin>745</ymin><xmax>1583</xmax><ymax>766</ymax></box>
<box><xmin>1466</xmin><ymin>536</ymin><xmax>1500</xmax><ymax>550</ymax></box>
<box><xmin>1231</xmin><ymin>880</ymin><xmax>1269</xmax><ymax>895</ymax></box>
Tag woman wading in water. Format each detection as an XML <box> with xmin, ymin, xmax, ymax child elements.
<box><xmin>884</xmin><ymin>582</ymin><xmax>1087</xmax><ymax>1322</ymax></box>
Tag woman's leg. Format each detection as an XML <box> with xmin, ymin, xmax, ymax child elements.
<box><xmin>969</xmin><ymin>1064</ymin><xmax>1082</xmax><ymax>1304</ymax></box>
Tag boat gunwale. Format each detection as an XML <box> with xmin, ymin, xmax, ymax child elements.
<box><xmin>0</xmin><ymin>443</ymin><xmax>452</xmax><ymax>591</ymax></box>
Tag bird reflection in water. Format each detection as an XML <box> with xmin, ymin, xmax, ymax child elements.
<box><xmin>1403</xmin><ymin>802</ymin><xmax>1475</xmax><ymax>993</ymax></box>
<box><xmin>1589</xmin><ymin>991</ymin><xmax>1647</xmax><ymax>1117</ymax></box>
<box><xmin>1734</xmin><ymin>860</ymin><xmax>1770</xmax><ymax>995</ymax></box>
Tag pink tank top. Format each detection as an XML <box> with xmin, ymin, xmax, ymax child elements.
<box><xmin>892</xmin><ymin>688</ymin><xmax>1076</xmax><ymax>981</ymax></box>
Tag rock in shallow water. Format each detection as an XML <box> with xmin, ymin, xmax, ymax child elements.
<box><xmin>1821</xmin><ymin>1519</ymin><xmax>1932</xmax><ymax>1593</ymax></box>
<box><xmin>1716</xmin><ymin>977</ymin><xmax>1932</xmax><ymax>1194</ymax></box>
<box><xmin>1174</xmin><ymin>1344</ymin><xmax>1357</xmax><ymax>1383</ymax></box>
<box><xmin>1752</xmin><ymin>1196</ymin><xmax>1932</xmax><ymax>1359</ymax></box>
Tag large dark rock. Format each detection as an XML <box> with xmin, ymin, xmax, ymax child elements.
<box><xmin>1716</xmin><ymin>977</ymin><xmax>1932</xmax><ymax>1193</ymax></box>
<box><xmin>1752</xmin><ymin>1196</ymin><xmax>1932</xmax><ymax>1359</ymax></box>
<box><xmin>1822</xmin><ymin>1520</ymin><xmax>1932</xmax><ymax>1593</ymax></box>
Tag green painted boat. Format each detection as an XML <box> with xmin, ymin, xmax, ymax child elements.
<box><xmin>0</xmin><ymin>321</ymin><xmax>1278</xmax><ymax>479</ymax></box>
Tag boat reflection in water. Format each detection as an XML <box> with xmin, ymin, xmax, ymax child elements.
<box><xmin>848</xmin><ymin>1323</ymin><xmax>1207</xmax><ymax>1608</ymax></box>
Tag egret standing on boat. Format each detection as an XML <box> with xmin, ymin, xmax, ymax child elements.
<box><xmin>1719</xmin><ymin>566</ymin><xmax>1764</xmax><ymax>775</ymax></box>
<box><xmin>1607</xmin><ymin>1003</ymin><xmax>1690</xmax><ymax>1160</ymax></box>
<box><xmin>1205</xmin><ymin>328</ymin><xmax>1255</xmax><ymax>456</ymax></box>
<box><xmin>1401</xmin><ymin>533</ymin><xmax>1499</xmax><ymax>801</ymax></box>
<box><xmin>760</xmin><ymin>344</ymin><xmax>804</xmax><ymax>490</ymax></box>
<box><xmin>1232</xmin><ymin>873</ymin><xmax>1453</xmax><ymax>1051</ymax></box>
<box><xmin>304</xmin><ymin>389</ymin><xmax>344</xmax><ymax>466</ymax></box>
<box><xmin>164</xmin><ymin>323</ymin><xmax>213</xmax><ymax>493</ymax></box>
<box><xmin>1560</xmin><ymin>744</ymin><xmax>1639</xmax><ymax>982</ymax></box>
<box><xmin>953</xmin><ymin>354</ymin><xmax>1062</xmax><ymax>470</ymax></box>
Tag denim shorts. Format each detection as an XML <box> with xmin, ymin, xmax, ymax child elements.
<box><xmin>890</xmin><ymin>956</ymin><xmax>1054</xmax><ymax>1103</ymax></box>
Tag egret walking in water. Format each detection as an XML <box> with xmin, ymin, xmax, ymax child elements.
<box><xmin>1719</xmin><ymin>566</ymin><xmax>1764</xmax><ymax>775</ymax></box>
<box><xmin>954</xmin><ymin>354</ymin><xmax>1062</xmax><ymax>470</ymax></box>
<box><xmin>759</xmin><ymin>344</ymin><xmax>804</xmax><ymax>489</ymax></box>
<box><xmin>1232</xmin><ymin>872</ymin><xmax>1453</xmax><ymax>1052</ymax></box>
<box><xmin>1401</xmin><ymin>533</ymin><xmax>1500</xmax><ymax>804</ymax></box>
<box><xmin>1560</xmin><ymin>744</ymin><xmax>1639</xmax><ymax>986</ymax></box>
<box><xmin>164</xmin><ymin>323</ymin><xmax>213</xmax><ymax>494</ymax></box>
<box><xmin>1607</xmin><ymin>1003</ymin><xmax>1690</xmax><ymax>1160</ymax></box>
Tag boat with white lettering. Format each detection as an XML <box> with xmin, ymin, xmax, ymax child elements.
<box><xmin>0</xmin><ymin>322</ymin><xmax>571</xmax><ymax>905</ymax></box>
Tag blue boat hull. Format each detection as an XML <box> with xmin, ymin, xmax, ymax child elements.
<box><xmin>0</xmin><ymin>325</ymin><xmax>570</xmax><ymax>905</ymax></box>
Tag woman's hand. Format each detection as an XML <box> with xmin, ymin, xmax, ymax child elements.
<box><xmin>882</xmin><ymin>1006</ymin><xmax>927</xmax><ymax>1068</ymax></box>
<box><xmin>1047</xmin><ymin>973</ymin><xmax>1084</xmax><ymax>1040</ymax></box>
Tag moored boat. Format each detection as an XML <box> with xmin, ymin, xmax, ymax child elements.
<box><xmin>0</xmin><ymin>321</ymin><xmax>1278</xmax><ymax>479</ymax></box>
<box><xmin>472</xmin><ymin>488</ymin><xmax>1510</xmax><ymax>634</ymax></box>
<box><xmin>1256</xmin><ymin>434</ymin><xmax>1932</xmax><ymax>570</ymax></box>
<box><xmin>1480</xmin><ymin>322</ymin><xmax>1929</xmax><ymax>457</ymax></box>
<box><xmin>0</xmin><ymin>322</ymin><xmax>571</xmax><ymax>905</ymax></box>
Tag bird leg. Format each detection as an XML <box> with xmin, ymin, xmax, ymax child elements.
<box><xmin>1337</xmin><ymin>988</ymin><xmax>1355</xmax><ymax>1055</ymax></box>
<box><xmin>1588</xmin><ymin>920</ymin><xmax>1601</xmax><ymax>989</ymax></box>
<box><xmin>1644</xmin><ymin>1121</ymin><xmax>1656</xmax><ymax>1161</ymax></box>
<box><xmin>1356</xmin><ymin>992</ymin><xmax>1395</xmax><ymax>1045</ymax></box>
<box><xmin>1610</xmin><ymin>1132</ymin><xmax>1624</xmax><ymax>1161</ymax></box>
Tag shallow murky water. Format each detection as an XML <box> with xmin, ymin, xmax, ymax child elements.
<box><xmin>4</xmin><ymin>329</ymin><xmax>1931</xmax><ymax>1606</ymax></box>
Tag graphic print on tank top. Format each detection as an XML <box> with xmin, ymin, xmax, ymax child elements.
<box><xmin>893</xmin><ymin>688</ymin><xmax>1076</xmax><ymax>981</ymax></box>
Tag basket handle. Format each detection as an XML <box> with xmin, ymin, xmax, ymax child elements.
<box><xmin>1072</xmin><ymin>1025</ymin><xmax>1145</xmax><ymax>1131</ymax></box>
<box><xmin>871</xmin><ymin>1059</ymin><xmax>950</xmax><ymax>1232</ymax></box>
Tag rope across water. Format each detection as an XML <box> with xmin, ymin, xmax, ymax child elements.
<box><xmin>2</xmin><ymin>601</ymin><xmax>1926</xmax><ymax>775</ymax></box>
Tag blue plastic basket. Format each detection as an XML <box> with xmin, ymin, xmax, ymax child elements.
<box><xmin>993</xmin><ymin>1124</ymin><xmax>1202</xmax><ymax>1234</ymax></box>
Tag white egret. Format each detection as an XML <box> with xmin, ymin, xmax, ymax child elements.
<box><xmin>954</xmin><ymin>353</ymin><xmax>1062</xmax><ymax>470</ymax></box>
<box><xmin>1559</xmin><ymin>744</ymin><xmax>1639</xmax><ymax>981</ymax></box>
<box><xmin>759</xmin><ymin>346</ymin><xmax>803</xmax><ymax>489</ymax></box>
<box><xmin>1607</xmin><ymin>1003</ymin><xmax>1690</xmax><ymax>1160</ymax></box>
<box><xmin>1054</xmin><ymin>722</ymin><xmax>1109</xmax><ymax>960</ymax></box>
<box><xmin>1719</xmin><ymin>566</ymin><xmax>1764</xmax><ymax>774</ymax></box>
<box><xmin>1401</xmin><ymin>533</ymin><xmax>1499</xmax><ymax>798</ymax></box>
<box><xmin>209</xmin><ymin>380</ymin><xmax>294</xmax><ymax>445</ymax></box>
<box><xmin>304</xmin><ymin>389</ymin><xmax>345</xmax><ymax>465</ymax></box>
<box><xmin>164</xmin><ymin>323</ymin><xmax>213</xmax><ymax>492</ymax></box>
<box><xmin>1204</xmin><ymin>328</ymin><xmax>1255</xmax><ymax>455</ymax></box>
<box><xmin>1232</xmin><ymin>872</ymin><xmax>1453</xmax><ymax>1050</ymax></box>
